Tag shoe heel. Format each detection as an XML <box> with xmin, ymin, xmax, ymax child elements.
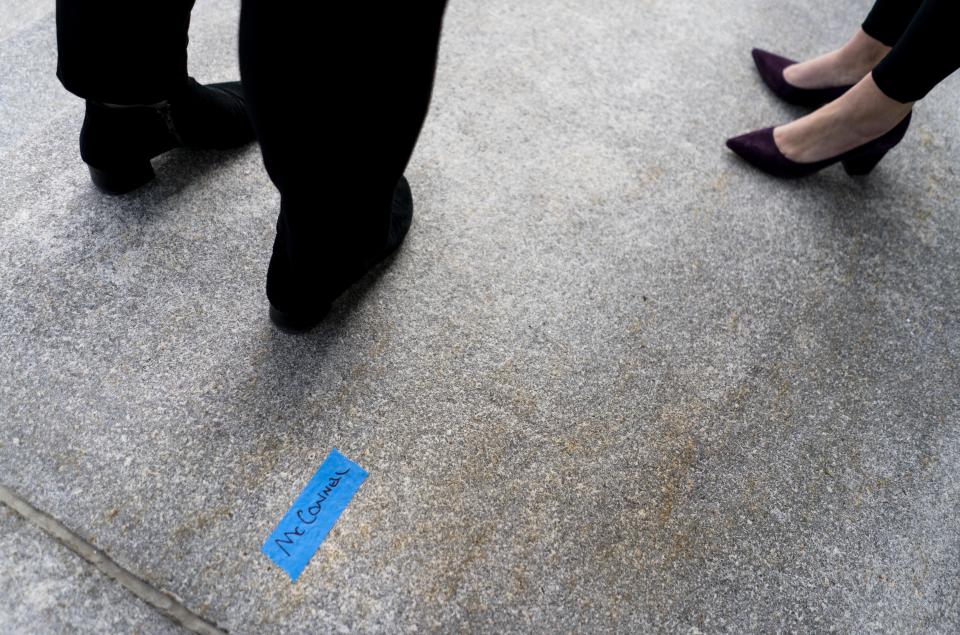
<box><xmin>87</xmin><ymin>161</ymin><xmax>155</xmax><ymax>195</ymax></box>
<box><xmin>842</xmin><ymin>150</ymin><xmax>887</xmax><ymax>176</ymax></box>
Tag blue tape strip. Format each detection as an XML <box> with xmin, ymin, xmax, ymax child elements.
<box><xmin>262</xmin><ymin>448</ymin><xmax>368</xmax><ymax>581</ymax></box>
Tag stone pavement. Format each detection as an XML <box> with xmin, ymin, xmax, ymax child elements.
<box><xmin>1</xmin><ymin>0</ymin><xmax>958</xmax><ymax>632</ymax></box>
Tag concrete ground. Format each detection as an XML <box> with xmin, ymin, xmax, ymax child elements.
<box><xmin>1</xmin><ymin>0</ymin><xmax>958</xmax><ymax>632</ymax></box>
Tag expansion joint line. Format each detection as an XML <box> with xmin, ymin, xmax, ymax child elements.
<box><xmin>0</xmin><ymin>484</ymin><xmax>226</xmax><ymax>635</ymax></box>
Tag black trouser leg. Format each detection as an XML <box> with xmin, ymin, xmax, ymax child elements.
<box><xmin>56</xmin><ymin>0</ymin><xmax>195</xmax><ymax>104</ymax></box>
<box><xmin>870</xmin><ymin>0</ymin><xmax>960</xmax><ymax>103</ymax></box>
<box><xmin>239</xmin><ymin>2</ymin><xmax>448</xmax><ymax>313</ymax></box>
<box><xmin>861</xmin><ymin>0</ymin><xmax>924</xmax><ymax>47</ymax></box>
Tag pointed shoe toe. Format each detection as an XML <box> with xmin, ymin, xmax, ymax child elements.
<box><xmin>726</xmin><ymin>128</ymin><xmax>805</xmax><ymax>179</ymax></box>
<box><xmin>752</xmin><ymin>48</ymin><xmax>852</xmax><ymax>107</ymax></box>
<box><xmin>752</xmin><ymin>48</ymin><xmax>795</xmax><ymax>92</ymax></box>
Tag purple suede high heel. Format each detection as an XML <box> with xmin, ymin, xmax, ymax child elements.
<box><xmin>753</xmin><ymin>49</ymin><xmax>852</xmax><ymax>107</ymax></box>
<box><xmin>726</xmin><ymin>112</ymin><xmax>911</xmax><ymax>179</ymax></box>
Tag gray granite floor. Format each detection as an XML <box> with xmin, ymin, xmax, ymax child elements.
<box><xmin>0</xmin><ymin>506</ymin><xmax>181</xmax><ymax>634</ymax></box>
<box><xmin>1</xmin><ymin>0</ymin><xmax>958</xmax><ymax>632</ymax></box>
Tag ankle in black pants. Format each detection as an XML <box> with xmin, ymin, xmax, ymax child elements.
<box><xmin>863</xmin><ymin>0</ymin><xmax>960</xmax><ymax>103</ymax></box>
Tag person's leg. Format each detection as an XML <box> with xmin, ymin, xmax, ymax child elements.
<box><xmin>239</xmin><ymin>1</ymin><xmax>448</xmax><ymax>328</ymax></box>
<box><xmin>781</xmin><ymin>29</ymin><xmax>890</xmax><ymax>91</ymax></box>
<box><xmin>56</xmin><ymin>1</ymin><xmax>195</xmax><ymax>105</ymax></box>
<box><xmin>861</xmin><ymin>0</ymin><xmax>925</xmax><ymax>48</ymax></box>
<box><xmin>871</xmin><ymin>0</ymin><xmax>960</xmax><ymax>103</ymax></box>
<box><xmin>55</xmin><ymin>1</ymin><xmax>255</xmax><ymax>194</ymax></box>
<box><xmin>780</xmin><ymin>0</ymin><xmax>925</xmax><ymax>91</ymax></box>
<box><xmin>774</xmin><ymin>0</ymin><xmax>959</xmax><ymax>164</ymax></box>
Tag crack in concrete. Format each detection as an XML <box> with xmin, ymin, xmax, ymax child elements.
<box><xmin>0</xmin><ymin>484</ymin><xmax>227</xmax><ymax>635</ymax></box>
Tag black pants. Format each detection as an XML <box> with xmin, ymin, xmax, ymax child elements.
<box><xmin>56</xmin><ymin>1</ymin><xmax>194</xmax><ymax>104</ymax></box>
<box><xmin>56</xmin><ymin>1</ymin><xmax>448</xmax><ymax>311</ymax></box>
<box><xmin>239</xmin><ymin>2</ymin><xmax>447</xmax><ymax>311</ymax></box>
<box><xmin>863</xmin><ymin>0</ymin><xmax>959</xmax><ymax>103</ymax></box>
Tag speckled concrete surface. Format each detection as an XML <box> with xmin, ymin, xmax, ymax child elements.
<box><xmin>0</xmin><ymin>0</ymin><xmax>49</xmax><ymax>41</ymax></box>
<box><xmin>0</xmin><ymin>506</ymin><xmax>182</xmax><ymax>634</ymax></box>
<box><xmin>1</xmin><ymin>0</ymin><xmax>959</xmax><ymax>632</ymax></box>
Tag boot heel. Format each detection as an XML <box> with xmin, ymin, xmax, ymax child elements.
<box><xmin>87</xmin><ymin>161</ymin><xmax>155</xmax><ymax>195</ymax></box>
<box><xmin>842</xmin><ymin>150</ymin><xmax>887</xmax><ymax>176</ymax></box>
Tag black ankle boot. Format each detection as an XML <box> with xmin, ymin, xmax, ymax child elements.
<box><xmin>79</xmin><ymin>77</ymin><xmax>255</xmax><ymax>195</ymax></box>
<box><xmin>267</xmin><ymin>176</ymin><xmax>415</xmax><ymax>334</ymax></box>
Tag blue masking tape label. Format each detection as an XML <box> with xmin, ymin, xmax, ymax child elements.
<box><xmin>262</xmin><ymin>448</ymin><xmax>368</xmax><ymax>581</ymax></box>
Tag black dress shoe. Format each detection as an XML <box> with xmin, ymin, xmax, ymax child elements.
<box><xmin>79</xmin><ymin>77</ymin><xmax>255</xmax><ymax>194</ymax></box>
<box><xmin>268</xmin><ymin>176</ymin><xmax>415</xmax><ymax>334</ymax></box>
